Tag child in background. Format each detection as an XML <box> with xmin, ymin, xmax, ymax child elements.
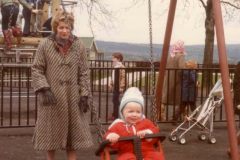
<box><xmin>105</xmin><ymin>87</ymin><xmax>165</xmax><ymax>160</ymax></box>
<box><xmin>109</xmin><ymin>52</ymin><xmax>126</xmax><ymax>120</ymax></box>
<box><xmin>177</xmin><ymin>59</ymin><xmax>198</xmax><ymax>120</ymax></box>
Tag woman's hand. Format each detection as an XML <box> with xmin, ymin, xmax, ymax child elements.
<box><xmin>32</xmin><ymin>9</ymin><xmax>39</xmax><ymax>14</ymax></box>
<box><xmin>106</xmin><ymin>133</ymin><xmax>120</xmax><ymax>143</ymax></box>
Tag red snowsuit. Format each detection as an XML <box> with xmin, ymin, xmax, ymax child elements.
<box><xmin>105</xmin><ymin>118</ymin><xmax>165</xmax><ymax>160</ymax></box>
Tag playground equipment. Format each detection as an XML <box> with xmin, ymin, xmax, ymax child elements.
<box><xmin>169</xmin><ymin>79</ymin><xmax>224</xmax><ymax>145</ymax></box>
<box><xmin>95</xmin><ymin>133</ymin><xmax>165</xmax><ymax>160</ymax></box>
<box><xmin>1</xmin><ymin>0</ymin><xmax>237</xmax><ymax>159</ymax></box>
<box><xmin>0</xmin><ymin>0</ymin><xmax>77</xmax><ymax>62</ymax></box>
<box><xmin>94</xmin><ymin>1</ymin><xmax>166</xmax><ymax>159</ymax></box>
<box><xmin>154</xmin><ymin>0</ymin><xmax>238</xmax><ymax>159</ymax></box>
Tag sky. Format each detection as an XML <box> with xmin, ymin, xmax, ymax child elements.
<box><xmin>73</xmin><ymin>0</ymin><xmax>240</xmax><ymax>45</ymax></box>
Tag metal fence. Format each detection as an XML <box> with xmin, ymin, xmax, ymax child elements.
<box><xmin>0</xmin><ymin>62</ymin><xmax>236</xmax><ymax>128</ymax></box>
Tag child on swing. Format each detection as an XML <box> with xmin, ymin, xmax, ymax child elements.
<box><xmin>105</xmin><ymin>87</ymin><xmax>165</xmax><ymax>160</ymax></box>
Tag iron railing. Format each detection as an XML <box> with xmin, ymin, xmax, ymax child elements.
<box><xmin>0</xmin><ymin>62</ymin><xmax>236</xmax><ymax>128</ymax></box>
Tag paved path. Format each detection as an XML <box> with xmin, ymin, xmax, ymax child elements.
<box><xmin>0</xmin><ymin>123</ymin><xmax>231</xmax><ymax>160</ymax></box>
<box><xmin>95</xmin><ymin>72</ymin><xmax>146</xmax><ymax>85</ymax></box>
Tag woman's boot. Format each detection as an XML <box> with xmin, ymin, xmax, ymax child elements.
<box><xmin>2</xmin><ymin>30</ymin><xmax>13</xmax><ymax>49</ymax></box>
<box><xmin>12</xmin><ymin>26</ymin><xmax>22</xmax><ymax>44</ymax></box>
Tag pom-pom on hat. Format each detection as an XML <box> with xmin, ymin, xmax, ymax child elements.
<box><xmin>119</xmin><ymin>87</ymin><xmax>144</xmax><ymax>119</ymax></box>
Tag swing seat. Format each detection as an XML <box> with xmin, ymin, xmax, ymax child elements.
<box><xmin>95</xmin><ymin>133</ymin><xmax>166</xmax><ymax>160</ymax></box>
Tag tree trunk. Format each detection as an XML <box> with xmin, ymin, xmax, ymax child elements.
<box><xmin>202</xmin><ymin>0</ymin><xmax>215</xmax><ymax>93</ymax></box>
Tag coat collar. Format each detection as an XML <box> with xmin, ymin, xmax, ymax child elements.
<box><xmin>48</xmin><ymin>34</ymin><xmax>77</xmax><ymax>55</ymax></box>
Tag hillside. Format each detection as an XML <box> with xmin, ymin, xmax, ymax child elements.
<box><xmin>96</xmin><ymin>40</ymin><xmax>240</xmax><ymax>64</ymax></box>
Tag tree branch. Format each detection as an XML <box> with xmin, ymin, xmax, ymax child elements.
<box><xmin>221</xmin><ymin>0</ymin><xmax>240</xmax><ymax>9</ymax></box>
<box><xmin>199</xmin><ymin>0</ymin><xmax>207</xmax><ymax>9</ymax></box>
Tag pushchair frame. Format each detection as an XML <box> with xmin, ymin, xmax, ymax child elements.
<box><xmin>169</xmin><ymin>79</ymin><xmax>224</xmax><ymax>144</ymax></box>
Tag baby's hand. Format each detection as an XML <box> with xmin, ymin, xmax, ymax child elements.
<box><xmin>136</xmin><ymin>130</ymin><xmax>148</xmax><ymax>138</ymax></box>
<box><xmin>106</xmin><ymin>133</ymin><xmax>120</xmax><ymax>143</ymax></box>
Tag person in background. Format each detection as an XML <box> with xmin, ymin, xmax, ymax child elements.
<box><xmin>105</xmin><ymin>87</ymin><xmax>165</xmax><ymax>160</ymax></box>
<box><xmin>31</xmin><ymin>11</ymin><xmax>93</xmax><ymax>160</ymax></box>
<box><xmin>22</xmin><ymin>0</ymin><xmax>48</xmax><ymax>36</ymax></box>
<box><xmin>233</xmin><ymin>61</ymin><xmax>240</xmax><ymax>127</ymax></box>
<box><xmin>228</xmin><ymin>61</ymin><xmax>240</xmax><ymax>157</ymax></box>
<box><xmin>0</xmin><ymin>0</ymin><xmax>38</xmax><ymax>49</ymax></box>
<box><xmin>161</xmin><ymin>40</ymin><xmax>186</xmax><ymax>123</ymax></box>
<box><xmin>175</xmin><ymin>59</ymin><xmax>198</xmax><ymax>121</ymax></box>
<box><xmin>41</xmin><ymin>17</ymin><xmax>52</xmax><ymax>37</ymax></box>
<box><xmin>109</xmin><ymin>52</ymin><xmax>125</xmax><ymax>120</ymax></box>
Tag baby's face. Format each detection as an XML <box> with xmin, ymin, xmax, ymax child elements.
<box><xmin>122</xmin><ymin>102</ymin><xmax>142</xmax><ymax>124</ymax></box>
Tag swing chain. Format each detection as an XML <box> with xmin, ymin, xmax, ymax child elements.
<box><xmin>89</xmin><ymin>94</ymin><xmax>105</xmax><ymax>143</ymax></box>
<box><xmin>148</xmin><ymin>0</ymin><xmax>158</xmax><ymax>124</ymax></box>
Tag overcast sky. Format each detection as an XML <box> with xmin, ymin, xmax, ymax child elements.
<box><xmin>73</xmin><ymin>0</ymin><xmax>240</xmax><ymax>45</ymax></box>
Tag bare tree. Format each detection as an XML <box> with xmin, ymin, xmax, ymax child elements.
<box><xmin>197</xmin><ymin>0</ymin><xmax>240</xmax><ymax>90</ymax></box>
<box><xmin>75</xmin><ymin>0</ymin><xmax>145</xmax><ymax>36</ymax></box>
<box><xmin>199</xmin><ymin>0</ymin><xmax>240</xmax><ymax>68</ymax></box>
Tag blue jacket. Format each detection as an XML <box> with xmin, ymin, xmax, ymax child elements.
<box><xmin>181</xmin><ymin>70</ymin><xmax>197</xmax><ymax>102</ymax></box>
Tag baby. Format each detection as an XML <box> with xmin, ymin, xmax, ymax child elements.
<box><xmin>105</xmin><ymin>87</ymin><xmax>165</xmax><ymax>160</ymax></box>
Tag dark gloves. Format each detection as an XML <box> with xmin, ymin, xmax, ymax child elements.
<box><xmin>79</xmin><ymin>96</ymin><xmax>89</xmax><ymax>113</ymax></box>
<box><xmin>38</xmin><ymin>88</ymin><xmax>57</xmax><ymax>106</ymax></box>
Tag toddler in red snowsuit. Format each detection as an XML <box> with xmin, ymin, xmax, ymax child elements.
<box><xmin>105</xmin><ymin>87</ymin><xmax>165</xmax><ymax>160</ymax></box>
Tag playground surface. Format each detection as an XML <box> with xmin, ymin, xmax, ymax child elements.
<box><xmin>0</xmin><ymin>123</ymin><xmax>231</xmax><ymax>160</ymax></box>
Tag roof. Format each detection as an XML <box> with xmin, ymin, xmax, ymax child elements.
<box><xmin>80</xmin><ymin>37</ymin><xmax>95</xmax><ymax>49</ymax></box>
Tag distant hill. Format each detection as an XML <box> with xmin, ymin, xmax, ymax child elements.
<box><xmin>96</xmin><ymin>40</ymin><xmax>240</xmax><ymax>64</ymax></box>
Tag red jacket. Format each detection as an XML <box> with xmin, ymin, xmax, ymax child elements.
<box><xmin>105</xmin><ymin>118</ymin><xmax>165</xmax><ymax>160</ymax></box>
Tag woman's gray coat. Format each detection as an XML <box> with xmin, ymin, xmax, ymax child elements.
<box><xmin>32</xmin><ymin>36</ymin><xmax>93</xmax><ymax>150</ymax></box>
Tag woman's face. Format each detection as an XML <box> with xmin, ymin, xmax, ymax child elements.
<box><xmin>56</xmin><ymin>21</ymin><xmax>71</xmax><ymax>39</ymax></box>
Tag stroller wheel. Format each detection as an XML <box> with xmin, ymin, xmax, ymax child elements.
<box><xmin>169</xmin><ymin>135</ymin><xmax>177</xmax><ymax>142</ymax></box>
<box><xmin>208</xmin><ymin>137</ymin><xmax>217</xmax><ymax>144</ymax></box>
<box><xmin>178</xmin><ymin>137</ymin><xmax>186</xmax><ymax>145</ymax></box>
<box><xmin>198</xmin><ymin>134</ymin><xmax>207</xmax><ymax>141</ymax></box>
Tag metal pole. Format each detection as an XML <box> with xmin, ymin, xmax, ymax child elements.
<box><xmin>155</xmin><ymin>0</ymin><xmax>177</xmax><ymax>110</ymax></box>
<box><xmin>212</xmin><ymin>1</ymin><xmax>239</xmax><ymax>160</ymax></box>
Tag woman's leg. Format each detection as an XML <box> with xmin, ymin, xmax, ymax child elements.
<box><xmin>67</xmin><ymin>150</ymin><xmax>77</xmax><ymax>160</ymax></box>
<box><xmin>47</xmin><ymin>150</ymin><xmax>55</xmax><ymax>160</ymax></box>
<box><xmin>173</xmin><ymin>103</ymin><xmax>186</xmax><ymax>122</ymax></box>
<box><xmin>1</xmin><ymin>5</ymin><xmax>13</xmax><ymax>49</ymax></box>
<box><xmin>10</xmin><ymin>5</ymin><xmax>19</xmax><ymax>27</ymax></box>
<box><xmin>237</xmin><ymin>129</ymin><xmax>240</xmax><ymax>145</ymax></box>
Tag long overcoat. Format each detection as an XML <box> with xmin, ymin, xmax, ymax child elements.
<box><xmin>162</xmin><ymin>54</ymin><xmax>185</xmax><ymax>105</ymax></box>
<box><xmin>32</xmin><ymin>36</ymin><xmax>93</xmax><ymax>150</ymax></box>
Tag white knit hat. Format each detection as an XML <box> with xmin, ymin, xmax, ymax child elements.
<box><xmin>119</xmin><ymin>87</ymin><xmax>144</xmax><ymax>119</ymax></box>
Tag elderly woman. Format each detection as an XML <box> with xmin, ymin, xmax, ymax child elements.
<box><xmin>32</xmin><ymin>11</ymin><xmax>93</xmax><ymax>160</ymax></box>
<box><xmin>161</xmin><ymin>40</ymin><xmax>186</xmax><ymax>123</ymax></box>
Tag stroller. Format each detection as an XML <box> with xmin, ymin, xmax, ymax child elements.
<box><xmin>169</xmin><ymin>79</ymin><xmax>224</xmax><ymax>144</ymax></box>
